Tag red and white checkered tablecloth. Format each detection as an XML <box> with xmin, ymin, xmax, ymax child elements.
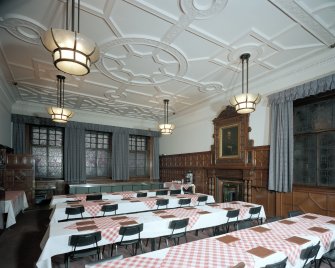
<box><xmin>72</xmin><ymin>194</ymin><xmax>87</xmax><ymax>201</ymax></box>
<box><xmin>230</xmin><ymin>228</ymin><xmax>301</xmax><ymax>266</ymax></box>
<box><xmin>111</xmin><ymin>191</ymin><xmax>136</xmax><ymax>199</ymax></box>
<box><xmin>270</xmin><ymin>217</ymin><xmax>333</xmax><ymax>249</ymax></box>
<box><xmin>94</xmin><ymin>256</ymin><xmax>164</xmax><ymax>268</ymax></box>
<box><xmin>65</xmin><ymin>216</ymin><xmax>138</xmax><ymax>243</ymax></box>
<box><xmin>217</xmin><ymin>201</ymin><xmax>256</xmax><ymax>219</ymax></box>
<box><xmin>71</xmin><ymin>201</ymin><xmax>115</xmax><ymax>217</ymax></box>
<box><xmin>153</xmin><ymin>208</ymin><xmax>204</xmax><ymax>229</ymax></box>
<box><xmin>162</xmin><ymin>236</ymin><xmax>255</xmax><ymax>268</ymax></box>
<box><xmin>132</xmin><ymin>197</ymin><xmax>158</xmax><ymax>209</ymax></box>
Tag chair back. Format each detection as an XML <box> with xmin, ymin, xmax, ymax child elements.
<box><xmin>227</xmin><ymin>209</ymin><xmax>240</xmax><ymax>219</ymax></box>
<box><xmin>178</xmin><ymin>198</ymin><xmax>191</xmax><ymax>207</ymax></box>
<box><xmin>249</xmin><ymin>206</ymin><xmax>261</xmax><ymax>223</ymax></box>
<box><xmin>69</xmin><ymin>231</ymin><xmax>102</xmax><ymax>249</ymax></box>
<box><xmin>86</xmin><ymin>194</ymin><xmax>102</xmax><ymax>201</ymax></box>
<box><xmin>300</xmin><ymin>242</ymin><xmax>320</xmax><ymax>267</ymax></box>
<box><xmin>136</xmin><ymin>192</ymin><xmax>147</xmax><ymax>198</ymax></box>
<box><xmin>170</xmin><ymin>189</ymin><xmax>181</xmax><ymax>195</ymax></box>
<box><xmin>249</xmin><ymin>206</ymin><xmax>261</xmax><ymax>216</ymax></box>
<box><xmin>156</xmin><ymin>198</ymin><xmax>169</xmax><ymax>209</ymax></box>
<box><xmin>65</xmin><ymin>206</ymin><xmax>85</xmax><ymax>219</ymax></box>
<box><xmin>101</xmin><ymin>204</ymin><xmax>118</xmax><ymax>216</ymax></box>
<box><xmin>119</xmin><ymin>223</ymin><xmax>144</xmax><ymax>238</ymax></box>
<box><xmin>169</xmin><ymin>218</ymin><xmax>189</xmax><ymax>235</ymax></box>
<box><xmin>156</xmin><ymin>190</ymin><xmax>168</xmax><ymax>196</ymax></box>
<box><xmin>288</xmin><ymin>210</ymin><xmax>303</xmax><ymax>218</ymax></box>
<box><xmin>197</xmin><ymin>195</ymin><xmax>208</xmax><ymax>205</ymax></box>
<box><xmin>265</xmin><ymin>257</ymin><xmax>288</xmax><ymax>268</ymax></box>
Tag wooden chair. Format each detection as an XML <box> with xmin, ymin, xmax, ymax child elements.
<box><xmin>178</xmin><ymin>198</ymin><xmax>191</xmax><ymax>207</ymax></box>
<box><xmin>101</xmin><ymin>204</ymin><xmax>118</xmax><ymax>216</ymax></box>
<box><xmin>213</xmin><ymin>209</ymin><xmax>239</xmax><ymax>235</ymax></box>
<box><xmin>196</xmin><ymin>195</ymin><xmax>208</xmax><ymax>206</ymax></box>
<box><xmin>248</xmin><ymin>206</ymin><xmax>262</xmax><ymax>225</ymax></box>
<box><xmin>65</xmin><ymin>231</ymin><xmax>101</xmax><ymax>268</ymax></box>
<box><xmin>158</xmin><ymin>218</ymin><xmax>189</xmax><ymax>249</ymax></box>
<box><xmin>86</xmin><ymin>194</ymin><xmax>102</xmax><ymax>201</ymax></box>
<box><xmin>112</xmin><ymin>223</ymin><xmax>144</xmax><ymax>256</ymax></box>
<box><xmin>136</xmin><ymin>192</ymin><xmax>147</xmax><ymax>198</ymax></box>
<box><xmin>169</xmin><ymin>189</ymin><xmax>181</xmax><ymax>195</ymax></box>
<box><xmin>65</xmin><ymin>206</ymin><xmax>84</xmax><ymax>220</ymax></box>
<box><xmin>156</xmin><ymin>198</ymin><xmax>169</xmax><ymax>209</ymax></box>
<box><xmin>320</xmin><ymin>241</ymin><xmax>335</xmax><ymax>267</ymax></box>
<box><xmin>300</xmin><ymin>242</ymin><xmax>320</xmax><ymax>268</ymax></box>
<box><xmin>156</xmin><ymin>190</ymin><xmax>168</xmax><ymax>196</ymax></box>
<box><xmin>288</xmin><ymin>210</ymin><xmax>304</xmax><ymax>218</ymax></box>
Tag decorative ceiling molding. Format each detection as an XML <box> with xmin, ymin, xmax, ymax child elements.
<box><xmin>269</xmin><ymin>0</ymin><xmax>335</xmax><ymax>46</ymax></box>
<box><xmin>0</xmin><ymin>0</ymin><xmax>333</xmax><ymax>124</ymax></box>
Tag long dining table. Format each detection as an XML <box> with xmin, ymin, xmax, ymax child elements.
<box><xmin>85</xmin><ymin>213</ymin><xmax>335</xmax><ymax>268</ymax></box>
<box><xmin>37</xmin><ymin>201</ymin><xmax>266</xmax><ymax>268</ymax></box>
<box><xmin>49</xmin><ymin>193</ymin><xmax>215</xmax><ymax>223</ymax></box>
<box><xmin>0</xmin><ymin>191</ymin><xmax>28</xmax><ymax>228</ymax></box>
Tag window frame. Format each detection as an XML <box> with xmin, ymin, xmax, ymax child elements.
<box><xmin>30</xmin><ymin>125</ymin><xmax>64</xmax><ymax>179</ymax></box>
<box><xmin>129</xmin><ymin>135</ymin><xmax>150</xmax><ymax>178</ymax></box>
<box><xmin>85</xmin><ymin>131</ymin><xmax>112</xmax><ymax>178</ymax></box>
<box><xmin>293</xmin><ymin>91</ymin><xmax>335</xmax><ymax>188</ymax></box>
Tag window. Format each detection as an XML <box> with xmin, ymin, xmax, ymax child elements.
<box><xmin>31</xmin><ymin>126</ymin><xmax>63</xmax><ymax>179</ymax></box>
<box><xmin>85</xmin><ymin>131</ymin><xmax>111</xmax><ymax>178</ymax></box>
<box><xmin>293</xmin><ymin>92</ymin><xmax>335</xmax><ymax>187</ymax></box>
<box><xmin>129</xmin><ymin>135</ymin><xmax>149</xmax><ymax>177</ymax></box>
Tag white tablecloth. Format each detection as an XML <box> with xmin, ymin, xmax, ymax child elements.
<box><xmin>50</xmin><ymin>191</ymin><xmax>158</xmax><ymax>207</ymax></box>
<box><xmin>163</xmin><ymin>182</ymin><xmax>195</xmax><ymax>193</ymax></box>
<box><xmin>38</xmin><ymin>201</ymin><xmax>266</xmax><ymax>268</ymax></box>
<box><xmin>0</xmin><ymin>191</ymin><xmax>28</xmax><ymax>228</ymax></box>
<box><xmin>49</xmin><ymin>193</ymin><xmax>215</xmax><ymax>223</ymax></box>
<box><xmin>85</xmin><ymin>213</ymin><xmax>335</xmax><ymax>268</ymax></box>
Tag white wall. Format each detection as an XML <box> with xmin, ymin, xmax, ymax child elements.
<box><xmin>159</xmin><ymin>101</ymin><xmax>270</xmax><ymax>155</ymax></box>
<box><xmin>11</xmin><ymin>101</ymin><xmax>158</xmax><ymax>131</ymax></box>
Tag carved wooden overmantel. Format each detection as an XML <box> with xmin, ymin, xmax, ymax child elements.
<box><xmin>213</xmin><ymin>106</ymin><xmax>250</xmax><ymax>167</ymax></box>
<box><xmin>209</xmin><ymin>106</ymin><xmax>253</xmax><ymax>202</ymax></box>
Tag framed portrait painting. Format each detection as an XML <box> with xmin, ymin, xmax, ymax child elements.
<box><xmin>219</xmin><ymin>124</ymin><xmax>239</xmax><ymax>158</ymax></box>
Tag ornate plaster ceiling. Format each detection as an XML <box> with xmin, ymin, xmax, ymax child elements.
<box><xmin>0</xmin><ymin>0</ymin><xmax>334</xmax><ymax>122</ymax></box>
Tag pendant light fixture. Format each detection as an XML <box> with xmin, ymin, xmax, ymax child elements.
<box><xmin>159</xmin><ymin>99</ymin><xmax>175</xmax><ymax>135</ymax></box>
<box><xmin>47</xmin><ymin>75</ymin><xmax>73</xmax><ymax>123</ymax></box>
<box><xmin>229</xmin><ymin>53</ymin><xmax>261</xmax><ymax>114</ymax></box>
<box><xmin>42</xmin><ymin>0</ymin><xmax>99</xmax><ymax>76</ymax></box>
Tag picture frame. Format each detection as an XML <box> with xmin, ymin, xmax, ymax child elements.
<box><xmin>219</xmin><ymin>124</ymin><xmax>240</xmax><ymax>158</ymax></box>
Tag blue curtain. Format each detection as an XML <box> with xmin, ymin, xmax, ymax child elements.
<box><xmin>112</xmin><ymin>131</ymin><xmax>129</xmax><ymax>180</ymax></box>
<box><xmin>152</xmin><ymin>136</ymin><xmax>160</xmax><ymax>180</ymax></box>
<box><xmin>12</xmin><ymin>122</ymin><xmax>26</xmax><ymax>154</ymax></box>
<box><xmin>268</xmin><ymin>73</ymin><xmax>335</xmax><ymax>192</ymax></box>
<box><xmin>64</xmin><ymin>127</ymin><xmax>86</xmax><ymax>184</ymax></box>
<box><xmin>11</xmin><ymin>114</ymin><xmax>160</xmax><ymax>182</ymax></box>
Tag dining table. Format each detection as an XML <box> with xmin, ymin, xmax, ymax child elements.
<box><xmin>0</xmin><ymin>191</ymin><xmax>28</xmax><ymax>228</ymax></box>
<box><xmin>37</xmin><ymin>201</ymin><xmax>266</xmax><ymax>268</ymax></box>
<box><xmin>85</xmin><ymin>213</ymin><xmax>335</xmax><ymax>268</ymax></box>
<box><xmin>50</xmin><ymin>191</ymin><xmax>159</xmax><ymax>207</ymax></box>
<box><xmin>163</xmin><ymin>182</ymin><xmax>195</xmax><ymax>194</ymax></box>
<box><xmin>49</xmin><ymin>193</ymin><xmax>216</xmax><ymax>223</ymax></box>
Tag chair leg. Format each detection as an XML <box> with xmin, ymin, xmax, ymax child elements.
<box><xmin>140</xmin><ymin>240</ymin><xmax>144</xmax><ymax>254</ymax></box>
<box><xmin>158</xmin><ymin>237</ymin><xmax>162</xmax><ymax>249</ymax></box>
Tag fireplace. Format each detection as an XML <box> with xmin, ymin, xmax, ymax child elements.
<box><xmin>218</xmin><ymin>178</ymin><xmax>243</xmax><ymax>203</ymax></box>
